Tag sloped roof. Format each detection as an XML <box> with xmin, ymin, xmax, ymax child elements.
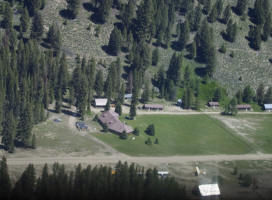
<box><xmin>236</xmin><ymin>104</ymin><xmax>251</xmax><ymax>109</ymax></box>
<box><xmin>95</xmin><ymin>98</ymin><xmax>108</xmax><ymax>106</ymax></box>
<box><xmin>264</xmin><ymin>104</ymin><xmax>272</xmax><ymax>109</ymax></box>
<box><xmin>124</xmin><ymin>94</ymin><xmax>132</xmax><ymax>99</ymax></box>
<box><xmin>208</xmin><ymin>102</ymin><xmax>219</xmax><ymax>106</ymax></box>
<box><xmin>198</xmin><ymin>184</ymin><xmax>220</xmax><ymax>197</ymax></box>
<box><xmin>98</xmin><ymin>110</ymin><xmax>133</xmax><ymax>133</ymax></box>
<box><xmin>143</xmin><ymin>104</ymin><xmax>163</xmax><ymax>109</ymax></box>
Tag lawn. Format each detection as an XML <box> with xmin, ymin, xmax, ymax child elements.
<box><xmin>94</xmin><ymin>114</ymin><xmax>253</xmax><ymax>156</ymax></box>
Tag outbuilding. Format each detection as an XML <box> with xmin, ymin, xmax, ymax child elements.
<box><xmin>198</xmin><ymin>184</ymin><xmax>220</xmax><ymax>197</ymax></box>
<box><xmin>208</xmin><ymin>102</ymin><xmax>219</xmax><ymax>108</ymax></box>
<box><xmin>264</xmin><ymin>104</ymin><xmax>272</xmax><ymax>112</ymax></box>
<box><xmin>124</xmin><ymin>94</ymin><xmax>132</xmax><ymax>99</ymax></box>
<box><xmin>177</xmin><ymin>99</ymin><xmax>182</xmax><ymax>106</ymax></box>
<box><xmin>236</xmin><ymin>104</ymin><xmax>251</xmax><ymax>111</ymax></box>
<box><xmin>94</xmin><ymin>98</ymin><xmax>108</xmax><ymax>107</ymax></box>
<box><xmin>143</xmin><ymin>104</ymin><xmax>163</xmax><ymax>111</ymax></box>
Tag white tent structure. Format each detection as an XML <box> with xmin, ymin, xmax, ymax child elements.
<box><xmin>94</xmin><ymin>98</ymin><xmax>108</xmax><ymax>107</ymax></box>
<box><xmin>198</xmin><ymin>184</ymin><xmax>220</xmax><ymax>197</ymax></box>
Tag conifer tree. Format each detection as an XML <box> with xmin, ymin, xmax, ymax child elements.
<box><xmin>121</xmin><ymin>0</ymin><xmax>135</xmax><ymax>29</ymax></box>
<box><xmin>66</xmin><ymin>0</ymin><xmax>80</xmax><ymax>18</ymax></box>
<box><xmin>208</xmin><ymin>4</ymin><xmax>218</xmax><ymax>23</ymax></box>
<box><xmin>243</xmin><ymin>85</ymin><xmax>255</xmax><ymax>103</ymax></box>
<box><xmin>20</xmin><ymin>7</ymin><xmax>30</xmax><ymax>33</ymax></box>
<box><xmin>30</xmin><ymin>12</ymin><xmax>44</xmax><ymax>40</ymax></box>
<box><xmin>222</xmin><ymin>5</ymin><xmax>231</xmax><ymax>24</ymax></box>
<box><xmin>108</xmin><ymin>26</ymin><xmax>122</xmax><ymax>56</ymax></box>
<box><xmin>226</xmin><ymin>19</ymin><xmax>237</xmax><ymax>42</ymax></box>
<box><xmin>2</xmin><ymin>3</ymin><xmax>13</xmax><ymax>29</ymax></box>
<box><xmin>115</xmin><ymin>101</ymin><xmax>122</xmax><ymax>115</ymax></box>
<box><xmin>47</xmin><ymin>24</ymin><xmax>61</xmax><ymax>52</ymax></box>
<box><xmin>178</xmin><ymin>20</ymin><xmax>189</xmax><ymax>50</ymax></box>
<box><xmin>17</xmin><ymin>103</ymin><xmax>33</xmax><ymax>147</ymax></box>
<box><xmin>192</xmin><ymin>3</ymin><xmax>202</xmax><ymax>31</ymax></box>
<box><xmin>129</xmin><ymin>102</ymin><xmax>136</xmax><ymax>119</ymax></box>
<box><xmin>262</xmin><ymin>12</ymin><xmax>271</xmax><ymax>41</ymax></box>
<box><xmin>97</xmin><ymin>0</ymin><xmax>113</xmax><ymax>23</ymax></box>
<box><xmin>24</xmin><ymin>0</ymin><xmax>41</xmax><ymax>16</ymax></box>
<box><xmin>76</xmin><ymin>75</ymin><xmax>88</xmax><ymax>120</ymax></box>
<box><xmin>189</xmin><ymin>40</ymin><xmax>196</xmax><ymax>59</ymax></box>
<box><xmin>151</xmin><ymin>48</ymin><xmax>159</xmax><ymax>66</ymax></box>
<box><xmin>0</xmin><ymin>156</ymin><xmax>11</xmax><ymax>200</ymax></box>
<box><xmin>264</xmin><ymin>87</ymin><xmax>272</xmax><ymax>103</ymax></box>
<box><xmin>141</xmin><ymin>81</ymin><xmax>150</xmax><ymax>103</ymax></box>
<box><xmin>167</xmin><ymin>53</ymin><xmax>182</xmax><ymax>85</ymax></box>
<box><xmin>249</xmin><ymin>25</ymin><xmax>262</xmax><ymax>50</ymax></box>
<box><xmin>31</xmin><ymin>134</ymin><xmax>36</xmax><ymax>149</ymax></box>
<box><xmin>256</xmin><ymin>83</ymin><xmax>265</xmax><ymax>105</ymax></box>
<box><xmin>235</xmin><ymin>0</ymin><xmax>248</xmax><ymax>16</ymax></box>
<box><xmin>95</xmin><ymin>70</ymin><xmax>104</xmax><ymax>97</ymax></box>
<box><xmin>203</xmin><ymin>0</ymin><xmax>211</xmax><ymax>15</ymax></box>
<box><xmin>254</xmin><ymin>0</ymin><xmax>265</xmax><ymax>25</ymax></box>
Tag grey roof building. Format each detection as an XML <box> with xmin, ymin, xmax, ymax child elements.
<box><xmin>98</xmin><ymin>110</ymin><xmax>133</xmax><ymax>134</ymax></box>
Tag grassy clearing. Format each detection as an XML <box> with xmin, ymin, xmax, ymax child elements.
<box><xmin>235</xmin><ymin>114</ymin><xmax>272</xmax><ymax>153</ymax></box>
<box><xmin>32</xmin><ymin>113</ymin><xmax>105</xmax><ymax>156</ymax></box>
<box><xmin>94</xmin><ymin>114</ymin><xmax>252</xmax><ymax>156</ymax></box>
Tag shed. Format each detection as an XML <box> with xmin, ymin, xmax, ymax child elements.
<box><xmin>208</xmin><ymin>102</ymin><xmax>219</xmax><ymax>108</ymax></box>
<box><xmin>94</xmin><ymin>98</ymin><xmax>108</xmax><ymax>107</ymax></box>
<box><xmin>158</xmin><ymin>171</ymin><xmax>169</xmax><ymax>177</ymax></box>
<box><xmin>124</xmin><ymin>94</ymin><xmax>132</xmax><ymax>99</ymax></box>
<box><xmin>264</xmin><ymin>104</ymin><xmax>272</xmax><ymax>112</ymax></box>
<box><xmin>143</xmin><ymin>104</ymin><xmax>163</xmax><ymax>110</ymax></box>
<box><xmin>236</xmin><ymin>104</ymin><xmax>251</xmax><ymax>111</ymax></box>
<box><xmin>76</xmin><ymin>122</ymin><xmax>88</xmax><ymax>131</ymax></box>
<box><xmin>198</xmin><ymin>184</ymin><xmax>220</xmax><ymax>197</ymax></box>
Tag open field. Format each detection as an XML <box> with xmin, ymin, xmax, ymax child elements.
<box><xmin>94</xmin><ymin>114</ymin><xmax>253</xmax><ymax>156</ymax></box>
<box><xmin>214</xmin><ymin>114</ymin><xmax>272</xmax><ymax>153</ymax></box>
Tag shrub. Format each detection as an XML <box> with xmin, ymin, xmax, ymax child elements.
<box><xmin>230</xmin><ymin>51</ymin><xmax>235</xmax><ymax>58</ymax></box>
<box><xmin>145</xmin><ymin>138</ymin><xmax>152</xmax><ymax>145</ymax></box>
<box><xmin>133</xmin><ymin>128</ymin><xmax>139</xmax><ymax>136</ymax></box>
<box><xmin>219</xmin><ymin>44</ymin><xmax>226</xmax><ymax>53</ymax></box>
<box><xmin>120</xmin><ymin>132</ymin><xmax>127</xmax><ymax>140</ymax></box>
<box><xmin>154</xmin><ymin>138</ymin><xmax>159</xmax><ymax>144</ymax></box>
<box><xmin>145</xmin><ymin>124</ymin><xmax>155</xmax><ymax>136</ymax></box>
<box><xmin>93</xmin><ymin>114</ymin><xmax>98</xmax><ymax>121</ymax></box>
<box><xmin>241</xmin><ymin>174</ymin><xmax>252</xmax><ymax>187</ymax></box>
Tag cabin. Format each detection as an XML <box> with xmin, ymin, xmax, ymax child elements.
<box><xmin>124</xmin><ymin>94</ymin><xmax>132</xmax><ymax>100</ymax></box>
<box><xmin>98</xmin><ymin>110</ymin><xmax>133</xmax><ymax>134</ymax></box>
<box><xmin>76</xmin><ymin>122</ymin><xmax>88</xmax><ymax>131</ymax></box>
<box><xmin>208</xmin><ymin>101</ymin><xmax>219</xmax><ymax>108</ymax></box>
<box><xmin>236</xmin><ymin>104</ymin><xmax>251</xmax><ymax>111</ymax></box>
<box><xmin>94</xmin><ymin>98</ymin><xmax>108</xmax><ymax>107</ymax></box>
<box><xmin>142</xmin><ymin>104</ymin><xmax>163</xmax><ymax>111</ymax></box>
<box><xmin>158</xmin><ymin>171</ymin><xmax>169</xmax><ymax>178</ymax></box>
<box><xmin>264</xmin><ymin>104</ymin><xmax>272</xmax><ymax>112</ymax></box>
<box><xmin>198</xmin><ymin>184</ymin><xmax>220</xmax><ymax>197</ymax></box>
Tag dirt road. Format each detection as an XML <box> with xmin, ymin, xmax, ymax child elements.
<box><xmin>6</xmin><ymin>153</ymin><xmax>272</xmax><ymax>166</ymax></box>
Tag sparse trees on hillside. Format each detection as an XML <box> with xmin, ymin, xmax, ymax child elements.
<box><xmin>108</xmin><ymin>26</ymin><xmax>122</xmax><ymax>56</ymax></box>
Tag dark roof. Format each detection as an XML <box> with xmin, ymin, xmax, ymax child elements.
<box><xmin>76</xmin><ymin>121</ymin><xmax>88</xmax><ymax>129</ymax></box>
<box><xmin>208</xmin><ymin>102</ymin><xmax>219</xmax><ymax>106</ymax></box>
<box><xmin>143</xmin><ymin>104</ymin><xmax>163</xmax><ymax>109</ymax></box>
<box><xmin>236</xmin><ymin>104</ymin><xmax>251</xmax><ymax>109</ymax></box>
<box><xmin>98</xmin><ymin>110</ymin><xmax>133</xmax><ymax>133</ymax></box>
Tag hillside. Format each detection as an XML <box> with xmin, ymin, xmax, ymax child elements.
<box><xmin>37</xmin><ymin>0</ymin><xmax>272</xmax><ymax>92</ymax></box>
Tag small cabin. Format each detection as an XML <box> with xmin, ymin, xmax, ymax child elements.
<box><xmin>143</xmin><ymin>104</ymin><xmax>163</xmax><ymax>111</ymax></box>
<box><xmin>198</xmin><ymin>184</ymin><xmax>220</xmax><ymax>197</ymax></box>
<box><xmin>94</xmin><ymin>98</ymin><xmax>108</xmax><ymax>107</ymax></box>
<box><xmin>208</xmin><ymin>102</ymin><xmax>219</xmax><ymax>108</ymax></box>
<box><xmin>236</xmin><ymin>104</ymin><xmax>251</xmax><ymax>111</ymax></box>
<box><xmin>124</xmin><ymin>94</ymin><xmax>132</xmax><ymax>100</ymax></box>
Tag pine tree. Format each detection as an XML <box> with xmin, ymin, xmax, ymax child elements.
<box><xmin>192</xmin><ymin>4</ymin><xmax>202</xmax><ymax>31</ymax></box>
<box><xmin>183</xmin><ymin>87</ymin><xmax>193</xmax><ymax>109</ymax></box>
<box><xmin>115</xmin><ymin>101</ymin><xmax>122</xmax><ymax>115</ymax></box>
<box><xmin>129</xmin><ymin>102</ymin><xmax>136</xmax><ymax>119</ymax></box>
<box><xmin>0</xmin><ymin>156</ymin><xmax>11</xmax><ymax>200</ymax></box>
<box><xmin>178</xmin><ymin>20</ymin><xmax>190</xmax><ymax>50</ymax></box>
<box><xmin>167</xmin><ymin>53</ymin><xmax>182</xmax><ymax>85</ymax></box>
<box><xmin>97</xmin><ymin>0</ymin><xmax>113</xmax><ymax>23</ymax></box>
<box><xmin>226</xmin><ymin>19</ymin><xmax>238</xmax><ymax>42</ymax></box>
<box><xmin>249</xmin><ymin>25</ymin><xmax>262</xmax><ymax>50</ymax></box>
<box><xmin>2</xmin><ymin>3</ymin><xmax>13</xmax><ymax>29</ymax></box>
<box><xmin>1</xmin><ymin>108</ymin><xmax>15</xmax><ymax>153</ymax></box>
<box><xmin>121</xmin><ymin>0</ymin><xmax>135</xmax><ymax>29</ymax></box>
<box><xmin>189</xmin><ymin>40</ymin><xmax>196</xmax><ymax>59</ymax></box>
<box><xmin>243</xmin><ymin>85</ymin><xmax>255</xmax><ymax>103</ymax></box>
<box><xmin>264</xmin><ymin>87</ymin><xmax>272</xmax><ymax>103</ymax></box>
<box><xmin>254</xmin><ymin>0</ymin><xmax>265</xmax><ymax>25</ymax></box>
<box><xmin>30</xmin><ymin>12</ymin><xmax>44</xmax><ymax>40</ymax></box>
<box><xmin>262</xmin><ymin>12</ymin><xmax>271</xmax><ymax>41</ymax></box>
<box><xmin>108</xmin><ymin>26</ymin><xmax>122</xmax><ymax>56</ymax></box>
<box><xmin>95</xmin><ymin>70</ymin><xmax>104</xmax><ymax>97</ymax></box>
<box><xmin>256</xmin><ymin>84</ymin><xmax>265</xmax><ymax>105</ymax></box>
<box><xmin>66</xmin><ymin>0</ymin><xmax>80</xmax><ymax>18</ymax></box>
<box><xmin>208</xmin><ymin>4</ymin><xmax>218</xmax><ymax>23</ymax></box>
<box><xmin>47</xmin><ymin>24</ymin><xmax>61</xmax><ymax>52</ymax></box>
<box><xmin>145</xmin><ymin>124</ymin><xmax>155</xmax><ymax>136</ymax></box>
<box><xmin>235</xmin><ymin>0</ymin><xmax>248</xmax><ymax>16</ymax></box>
<box><xmin>203</xmin><ymin>0</ymin><xmax>211</xmax><ymax>15</ymax></box>
<box><xmin>141</xmin><ymin>81</ymin><xmax>150</xmax><ymax>103</ymax></box>
<box><xmin>222</xmin><ymin>5</ymin><xmax>231</xmax><ymax>24</ymax></box>
<box><xmin>20</xmin><ymin>7</ymin><xmax>30</xmax><ymax>32</ymax></box>
<box><xmin>76</xmin><ymin>75</ymin><xmax>88</xmax><ymax>120</ymax></box>
<box><xmin>31</xmin><ymin>134</ymin><xmax>36</xmax><ymax>149</ymax></box>
<box><xmin>24</xmin><ymin>0</ymin><xmax>41</xmax><ymax>16</ymax></box>
<box><xmin>151</xmin><ymin>48</ymin><xmax>159</xmax><ymax>66</ymax></box>
<box><xmin>17</xmin><ymin>103</ymin><xmax>33</xmax><ymax>147</ymax></box>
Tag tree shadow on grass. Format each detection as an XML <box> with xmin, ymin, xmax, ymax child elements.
<box><xmin>62</xmin><ymin>109</ymin><xmax>80</xmax><ymax>117</ymax></box>
<box><xmin>248</xmin><ymin>8</ymin><xmax>257</xmax><ymax>25</ymax></box>
<box><xmin>83</xmin><ymin>2</ymin><xmax>96</xmax><ymax>12</ymax></box>
<box><xmin>195</xmin><ymin>66</ymin><xmax>207</xmax><ymax>78</ymax></box>
<box><xmin>171</xmin><ymin>41</ymin><xmax>181</xmax><ymax>51</ymax></box>
<box><xmin>59</xmin><ymin>9</ymin><xmax>75</xmax><ymax>20</ymax></box>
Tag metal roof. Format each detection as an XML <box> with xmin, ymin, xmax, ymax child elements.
<box><xmin>264</xmin><ymin>104</ymin><xmax>272</xmax><ymax>109</ymax></box>
<box><xmin>198</xmin><ymin>184</ymin><xmax>220</xmax><ymax>197</ymax></box>
<box><xmin>95</xmin><ymin>98</ymin><xmax>108</xmax><ymax>106</ymax></box>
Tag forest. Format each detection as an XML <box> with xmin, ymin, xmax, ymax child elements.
<box><xmin>0</xmin><ymin>0</ymin><xmax>271</xmax><ymax>152</ymax></box>
<box><xmin>0</xmin><ymin>157</ymin><xmax>187</xmax><ymax>200</ymax></box>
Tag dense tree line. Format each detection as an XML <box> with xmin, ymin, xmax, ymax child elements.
<box><xmin>0</xmin><ymin>158</ymin><xmax>187</xmax><ymax>200</ymax></box>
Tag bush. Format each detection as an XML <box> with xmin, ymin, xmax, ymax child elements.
<box><xmin>133</xmin><ymin>128</ymin><xmax>139</xmax><ymax>136</ymax></box>
<box><xmin>219</xmin><ymin>44</ymin><xmax>226</xmax><ymax>53</ymax></box>
<box><xmin>145</xmin><ymin>138</ymin><xmax>152</xmax><ymax>145</ymax></box>
<box><xmin>240</xmin><ymin>174</ymin><xmax>252</xmax><ymax>187</ymax></box>
<box><xmin>102</xmin><ymin>123</ymin><xmax>108</xmax><ymax>132</ymax></box>
<box><xmin>145</xmin><ymin>124</ymin><xmax>155</xmax><ymax>136</ymax></box>
<box><xmin>230</xmin><ymin>51</ymin><xmax>235</xmax><ymax>58</ymax></box>
<box><xmin>232</xmin><ymin>166</ymin><xmax>238</xmax><ymax>175</ymax></box>
<box><xmin>119</xmin><ymin>132</ymin><xmax>127</xmax><ymax>140</ymax></box>
<box><xmin>93</xmin><ymin>114</ymin><xmax>98</xmax><ymax>121</ymax></box>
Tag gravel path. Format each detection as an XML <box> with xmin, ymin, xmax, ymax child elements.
<box><xmin>6</xmin><ymin>153</ymin><xmax>272</xmax><ymax>166</ymax></box>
